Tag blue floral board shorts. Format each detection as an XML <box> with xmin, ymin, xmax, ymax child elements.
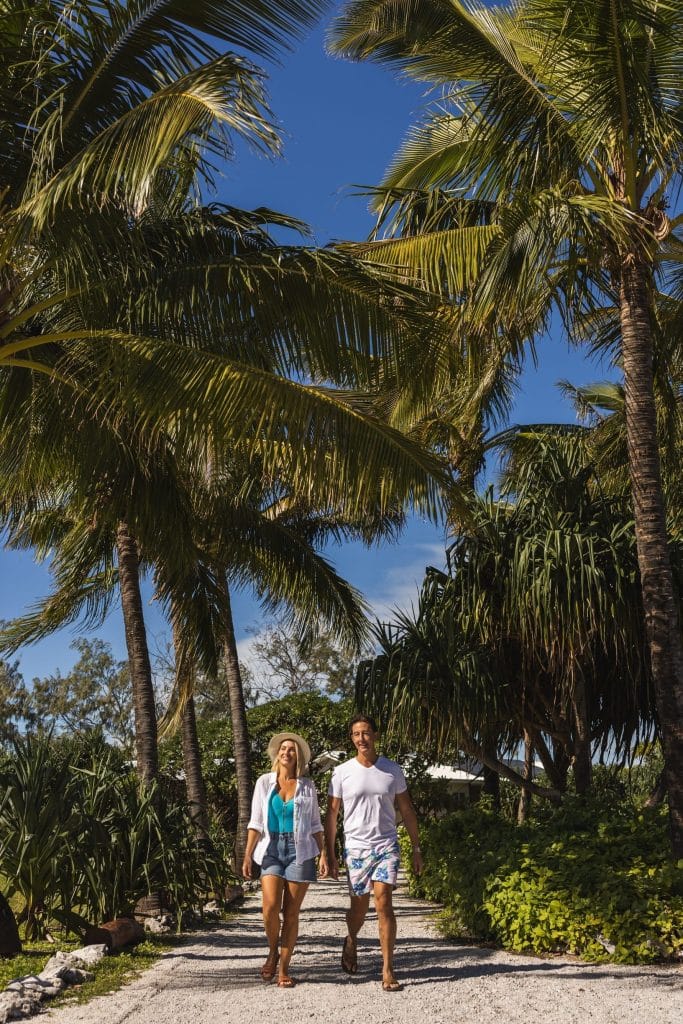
<box><xmin>261</xmin><ymin>832</ymin><xmax>317</xmax><ymax>883</ymax></box>
<box><xmin>344</xmin><ymin>841</ymin><xmax>401</xmax><ymax>897</ymax></box>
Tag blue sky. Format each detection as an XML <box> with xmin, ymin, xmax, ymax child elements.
<box><xmin>0</xmin><ymin>19</ymin><xmax>611</xmax><ymax>683</ymax></box>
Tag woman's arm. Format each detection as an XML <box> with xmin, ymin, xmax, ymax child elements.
<box><xmin>305</xmin><ymin>780</ymin><xmax>328</xmax><ymax>876</ymax></box>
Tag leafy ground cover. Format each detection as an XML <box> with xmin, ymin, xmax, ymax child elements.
<box><xmin>401</xmin><ymin>797</ymin><xmax>683</xmax><ymax>964</ymax></box>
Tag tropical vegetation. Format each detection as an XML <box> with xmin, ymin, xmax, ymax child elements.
<box><xmin>358</xmin><ymin>429</ymin><xmax>681</xmax><ymax>797</ymax></box>
<box><xmin>1</xmin><ymin>0</ymin><xmax>682</xmax><ymax>973</ymax></box>
<box><xmin>330</xmin><ymin>0</ymin><xmax>683</xmax><ymax>854</ymax></box>
<box><xmin>400</xmin><ymin>791</ymin><xmax>683</xmax><ymax>964</ymax></box>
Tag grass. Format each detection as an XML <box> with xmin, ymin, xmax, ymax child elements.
<box><xmin>0</xmin><ymin>934</ymin><xmax>181</xmax><ymax>1007</ymax></box>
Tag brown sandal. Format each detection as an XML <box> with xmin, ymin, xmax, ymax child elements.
<box><xmin>277</xmin><ymin>975</ymin><xmax>296</xmax><ymax>987</ymax></box>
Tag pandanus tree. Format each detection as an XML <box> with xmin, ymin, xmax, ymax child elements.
<box><xmin>330</xmin><ymin>0</ymin><xmax>683</xmax><ymax>854</ymax></box>
<box><xmin>359</xmin><ymin>433</ymin><xmax>670</xmax><ymax>800</ymax></box>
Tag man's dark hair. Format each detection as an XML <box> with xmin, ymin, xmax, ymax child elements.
<box><xmin>349</xmin><ymin>713</ymin><xmax>379</xmax><ymax>735</ymax></box>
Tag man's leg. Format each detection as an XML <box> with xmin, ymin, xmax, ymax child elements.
<box><xmin>373</xmin><ymin>881</ymin><xmax>400</xmax><ymax>989</ymax></box>
<box><xmin>342</xmin><ymin>892</ymin><xmax>370</xmax><ymax>973</ymax></box>
<box><xmin>260</xmin><ymin>875</ymin><xmax>285</xmax><ymax>974</ymax></box>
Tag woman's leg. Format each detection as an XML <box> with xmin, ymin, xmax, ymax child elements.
<box><xmin>279</xmin><ymin>881</ymin><xmax>309</xmax><ymax>982</ymax></box>
<box><xmin>260</xmin><ymin>874</ymin><xmax>285</xmax><ymax>974</ymax></box>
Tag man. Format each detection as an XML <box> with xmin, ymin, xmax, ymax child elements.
<box><xmin>325</xmin><ymin>714</ymin><xmax>423</xmax><ymax>992</ymax></box>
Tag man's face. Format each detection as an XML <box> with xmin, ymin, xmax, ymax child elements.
<box><xmin>350</xmin><ymin>721</ymin><xmax>378</xmax><ymax>758</ymax></box>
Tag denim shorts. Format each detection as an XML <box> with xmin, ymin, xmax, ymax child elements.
<box><xmin>260</xmin><ymin>832</ymin><xmax>317</xmax><ymax>883</ymax></box>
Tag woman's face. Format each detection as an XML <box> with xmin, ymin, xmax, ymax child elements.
<box><xmin>277</xmin><ymin>740</ymin><xmax>298</xmax><ymax>772</ymax></box>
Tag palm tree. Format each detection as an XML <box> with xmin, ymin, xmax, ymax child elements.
<box><xmin>330</xmin><ymin>0</ymin><xmax>683</xmax><ymax>854</ymax></box>
<box><xmin>1</xmin><ymin>423</ymin><xmax>406</xmax><ymax>862</ymax></box>
<box><xmin>159</xmin><ymin>454</ymin><xmax>404</xmax><ymax>865</ymax></box>
<box><xmin>2</xmin><ymin>0</ymin><xmax>453</xmax><ymax>804</ymax></box>
<box><xmin>2</xmin><ymin>0</ymin><xmax>447</xmax><ymax>521</ymax></box>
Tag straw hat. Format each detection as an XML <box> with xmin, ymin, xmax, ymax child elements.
<box><xmin>267</xmin><ymin>732</ymin><xmax>312</xmax><ymax>770</ymax></box>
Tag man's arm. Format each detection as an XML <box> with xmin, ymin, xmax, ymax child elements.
<box><xmin>396</xmin><ymin>790</ymin><xmax>424</xmax><ymax>875</ymax></box>
<box><xmin>325</xmin><ymin>795</ymin><xmax>342</xmax><ymax>879</ymax></box>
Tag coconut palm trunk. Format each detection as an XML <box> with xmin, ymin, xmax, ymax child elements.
<box><xmin>180</xmin><ymin>695</ymin><xmax>211</xmax><ymax>843</ymax></box>
<box><xmin>619</xmin><ymin>258</ymin><xmax>683</xmax><ymax>856</ymax></box>
<box><xmin>217</xmin><ymin>575</ymin><xmax>252</xmax><ymax>867</ymax></box>
<box><xmin>171</xmin><ymin>606</ymin><xmax>210</xmax><ymax>839</ymax></box>
<box><xmin>171</xmin><ymin>618</ymin><xmax>211</xmax><ymax>841</ymax></box>
<box><xmin>116</xmin><ymin>520</ymin><xmax>158</xmax><ymax>787</ymax></box>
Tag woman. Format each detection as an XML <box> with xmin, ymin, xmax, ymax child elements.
<box><xmin>242</xmin><ymin>731</ymin><xmax>327</xmax><ymax>987</ymax></box>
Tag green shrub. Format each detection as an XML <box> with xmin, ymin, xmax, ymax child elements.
<box><xmin>400</xmin><ymin>798</ymin><xmax>683</xmax><ymax>964</ymax></box>
<box><xmin>0</xmin><ymin>735</ymin><xmax>230</xmax><ymax>938</ymax></box>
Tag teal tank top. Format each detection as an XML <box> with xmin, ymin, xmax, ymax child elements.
<box><xmin>268</xmin><ymin>787</ymin><xmax>294</xmax><ymax>833</ymax></box>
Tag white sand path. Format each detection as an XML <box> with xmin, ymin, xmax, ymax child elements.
<box><xmin>46</xmin><ymin>876</ymin><xmax>682</xmax><ymax>1024</ymax></box>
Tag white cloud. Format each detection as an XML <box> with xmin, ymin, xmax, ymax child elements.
<box><xmin>234</xmin><ymin>542</ymin><xmax>448</xmax><ymax>686</ymax></box>
<box><xmin>365</xmin><ymin>542</ymin><xmax>446</xmax><ymax>624</ymax></box>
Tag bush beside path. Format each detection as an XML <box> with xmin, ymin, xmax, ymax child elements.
<box><xmin>46</xmin><ymin>878</ymin><xmax>682</xmax><ymax>1024</ymax></box>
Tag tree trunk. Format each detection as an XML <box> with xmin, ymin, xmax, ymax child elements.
<box><xmin>218</xmin><ymin>575</ymin><xmax>252</xmax><ymax>868</ymax></box>
<box><xmin>0</xmin><ymin>891</ymin><xmax>21</xmax><ymax>957</ymax></box>
<box><xmin>116</xmin><ymin>521</ymin><xmax>158</xmax><ymax>787</ymax></box>
<box><xmin>532</xmin><ymin>730</ymin><xmax>568</xmax><ymax>793</ymax></box>
<box><xmin>619</xmin><ymin>257</ymin><xmax>683</xmax><ymax>857</ymax></box>
<box><xmin>571</xmin><ymin>669</ymin><xmax>592</xmax><ymax>796</ymax></box>
<box><xmin>517</xmin><ymin>731</ymin><xmax>534</xmax><ymax>824</ymax></box>
<box><xmin>482</xmin><ymin>761</ymin><xmax>500</xmax><ymax>812</ymax></box>
<box><xmin>181</xmin><ymin>696</ymin><xmax>211</xmax><ymax>840</ymax></box>
<box><xmin>172</xmin><ymin>618</ymin><xmax>211</xmax><ymax>842</ymax></box>
<box><xmin>644</xmin><ymin>770</ymin><xmax>667</xmax><ymax>810</ymax></box>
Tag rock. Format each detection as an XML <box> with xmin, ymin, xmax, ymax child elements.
<box><xmin>84</xmin><ymin>917</ymin><xmax>145</xmax><ymax>950</ymax></box>
<box><xmin>40</xmin><ymin>952</ymin><xmax>94</xmax><ymax>985</ymax></box>
<box><xmin>6</xmin><ymin>975</ymin><xmax>64</xmax><ymax>998</ymax></box>
<box><xmin>0</xmin><ymin>987</ymin><xmax>43</xmax><ymax>1022</ymax></box>
<box><xmin>0</xmin><ymin>946</ymin><xmax>101</xmax><ymax>1021</ymax></box>
<box><xmin>133</xmin><ymin>892</ymin><xmax>173</xmax><ymax>923</ymax></box>
<box><xmin>596</xmin><ymin>933</ymin><xmax>616</xmax><ymax>955</ymax></box>
<box><xmin>69</xmin><ymin>944</ymin><xmax>108</xmax><ymax>965</ymax></box>
<box><xmin>224</xmin><ymin>884</ymin><xmax>244</xmax><ymax>906</ymax></box>
<box><xmin>144</xmin><ymin>917</ymin><xmax>172</xmax><ymax>935</ymax></box>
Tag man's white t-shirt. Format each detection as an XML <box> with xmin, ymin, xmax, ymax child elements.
<box><xmin>328</xmin><ymin>756</ymin><xmax>407</xmax><ymax>854</ymax></box>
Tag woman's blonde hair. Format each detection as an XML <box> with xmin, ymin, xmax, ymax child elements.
<box><xmin>271</xmin><ymin>738</ymin><xmax>308</xmax><ymax>778</ymax></box>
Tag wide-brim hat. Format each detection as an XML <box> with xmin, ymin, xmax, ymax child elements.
<box><xmin>267</xmin><ymin>732</ymin><xmax>312</xmax><ymax>769</ymax></box>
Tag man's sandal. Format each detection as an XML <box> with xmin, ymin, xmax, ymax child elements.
<box><xmin>260</xmin><ymin>956</ymin><xmax>278</xmax><ymax>981</ymax></box>
<box><xmin>382</xmin><ymin>978</ymin><xmax>403</xmax><ymax>992</ymax></box>
<box><xmin>277</xmin><ymin>975</ymin><xmax>296</xmax><ymax>987</ymax></box>
<box><xmin>341</xmin><ymin>935</ymin><xmax>358</xmax><ymax>975</ymax></box>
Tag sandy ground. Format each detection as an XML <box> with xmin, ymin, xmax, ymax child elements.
<box><xmin>46</xmin><ymin>877</ymin><xmax>682</xmax><ymax>1024</ymax></box>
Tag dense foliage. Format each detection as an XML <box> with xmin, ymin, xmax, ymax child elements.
<box><xmin>160</xmin><ymin>692</ymin><xmax>353</xmax><ymax>836</ymax></box>
<box><xmin>401</xmin><ymin>795</ymin><xmax>683</xmax><ymax>964</ymax></box>
<box><xmin>0</xmin><ymin>736</ymin><xmax>229</xmax><ymax>939</ymax></box>
<box><xmin>358</xmin><ymin>434</ymin><xmax>682</xmax><ymax>800</ymax></box>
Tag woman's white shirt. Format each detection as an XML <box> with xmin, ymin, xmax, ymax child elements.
<box><xmin>247</xmin><ymin>772</ymin><xmax>323</xmax><ymax>865</ymax></box>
